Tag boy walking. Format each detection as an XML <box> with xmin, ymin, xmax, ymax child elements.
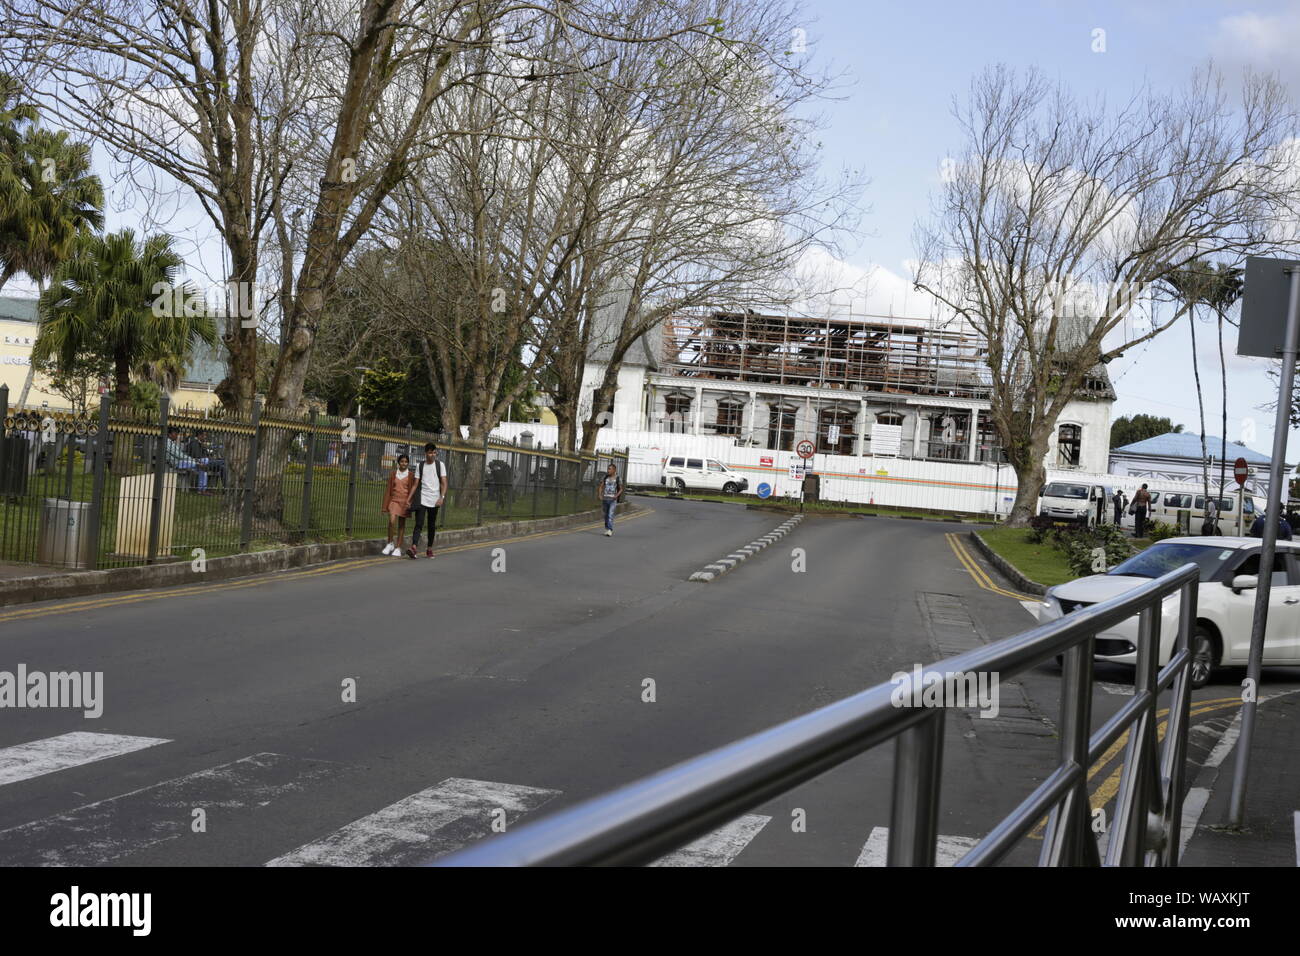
<box><xmin>408</xmin><ymin>442</ymin><xmax>448</xmax><ymax>558</ymax></box>
<box><xmin>599</xmin><ymin>464</ymin><xmax>622</xmax><ymax>536</ymax></box>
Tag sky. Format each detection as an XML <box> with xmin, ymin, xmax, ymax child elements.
<box><xmin>795</xmin><ymin>0</ymin><xmax>1300</xmax><ymax>461</ymax></box>
<box><xmin>8</xmin><ymin>0</ymin><xmax>1300</xmax><ymax>461</ymax></box>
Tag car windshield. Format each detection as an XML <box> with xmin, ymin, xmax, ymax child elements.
<box><xmin>1043</xmin><ymin>482</ymin><xmax>1088</xmax><ymax>499</ymax></box>
<box><xmin>1107</xmin><ymin>542</ymin><xmax>1228</xmax><ymax>582</ymax></box>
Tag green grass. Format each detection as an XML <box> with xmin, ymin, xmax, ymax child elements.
<box><xmin>975</xmin><ymin>527</ymin><xmax>1079</xmax><ymax>587</ymax></box>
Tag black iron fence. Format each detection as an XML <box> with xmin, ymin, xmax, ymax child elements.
<box><xmin>0</xmin><ymin>386</ymin><xmax>627</xmax><ymax>571</ymax></box>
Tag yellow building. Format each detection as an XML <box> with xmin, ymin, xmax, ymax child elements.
<box><xmin>0</xmin><ymin>295</ymin><xmax>224</xmax><ymax>413</ymax></box>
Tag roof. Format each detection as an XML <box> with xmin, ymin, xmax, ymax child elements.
<box><xmin>0</xmin><ymin>295</ymin><xmax>38</xmax><ymax>323</ymax></box>
<box><xmin>1113</xmin><ymin>432</ymin><xmax>1272</xmax><ymax>465</ymax></box>
<box><xmin>1161</xmin><ymin>536</ymin><xmax>1262</xmax><ymax>549</ymax></box>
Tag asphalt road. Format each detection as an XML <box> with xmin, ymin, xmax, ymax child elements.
<box><xmin>0</xmin><ymin>497</ymin><xmax>1295</xmax><ymax>866</ymax></box>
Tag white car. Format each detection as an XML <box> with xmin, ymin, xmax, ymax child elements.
<box><xmin>660</xmin><ymin>455</ymin><xmax>749</xmax><ymax>494</ymax></box>
<box><xmin>1033</xmin><ymin>537</ymin><xmax>1300</xmax><ymax>688</ymax></box>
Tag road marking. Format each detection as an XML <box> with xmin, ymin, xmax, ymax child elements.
<box><xmin>854</xmin><ymin>826</ymin><xmax>980</xmax><ymax>866</ymax></box>
<box><xmin>0</xmin><ymin>732</ymin><xmax>170</xmax><ymax>788</ymax></box>
<box><xmin>265</xmin><ymin>777</ymin><xmax>561</xmax><ymax>867</ymax></box>
<box><xmin>651</xmin><ymin>814</ymin><xmax>771</xmax><ymax>867</ymax></box>
<box><xmin>689</xmin><ymin>515</ymin><xmax>803</xmax><ymax>582</ymax></box>
<box><xmin>945</xmin><ymin>533</ymin><xmax>1035</xmax><ymax>601</ymax></box>
<box><xmin>0</xmin><ymin>752</ymin><xmax>338</xmax><ymax>866</ymax></box>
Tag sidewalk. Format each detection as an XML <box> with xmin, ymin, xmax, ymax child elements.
<box><xmin>1180</xmin><ymin>689</ymin><xmax>1300</xmax><ymax>866</ymax></box>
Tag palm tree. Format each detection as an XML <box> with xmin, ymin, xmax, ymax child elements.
<box><xmin>1162</xmin><ymin>260</ymin><xmax>1218</xmax><ymax>515</ymax></box>
<box><xmin>1203</xmin><ymin>264</ymin><xmax>1244</xmax><ymax>503</ymax></box>
<box><xmin>33</xmin><ymin>229</ymin><xmax>216</xmax><ymax>404</ymax></box>
<box><xmin>1</xmin><ymin>126</ymin><xmax>104</xmax><ymax>406</ymax></box>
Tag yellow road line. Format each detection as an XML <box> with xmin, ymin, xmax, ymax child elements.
<box><xmin>946</xmin><ymin>532</ymin><xmax>1035</xmax><ymax>601</ymax></box>
<box><xmin>0</xmin><ymin>506</ymin><xmax>653</xmax><ymax>623</ymax></box>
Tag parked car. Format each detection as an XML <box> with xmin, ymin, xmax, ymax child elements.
<box><xmin>1037</xmin><ymin>480</ymin><xmax>1111</xmax><ymax>527</ymax></box>
<box><xmin>660</xmin><ymin>456</ymin><xmax>749</xmax><ymax>494</ymax></box>
<box><xmin>1031</xmin><ymin>537</ymin><xmax>1300</xmax><ymax>688</ymax></box>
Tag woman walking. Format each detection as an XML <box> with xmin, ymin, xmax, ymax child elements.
<box><xmin>381</xmin><ymin>453</ymin><xmax>416</xmax><ymax>556</ymax></box>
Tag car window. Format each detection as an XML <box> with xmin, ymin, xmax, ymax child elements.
<box><xmin>687</xmin><ymin>458</ymin><xmax>703</xmax><ymax>470</ymax></box>
<box><xmin>1108</xmin><ymin>542</ymin><xmax>1230</xmax><ymax>582</ymax></box>
<box><xmin>708</xmin><ymin>460</ymin><xmax>725</xmax><ymax>472</ymax></box>
<box><xmin>1043</xmin><ymin>482</ymin><xmax>1088</xmax><ymax>498</ymax></box>
<box><xmin>1232</xmin><ymin>552</ymin><xmax>1289</xmax><ymax>587</ymax></box>
<box><xmin>668</xmin><ymin>457</ymin><xmax>684</xmax><ymax>468</ymax></box>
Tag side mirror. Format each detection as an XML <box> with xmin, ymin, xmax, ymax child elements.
<box><xmin>1229</xmin><ymin>574</ymin><xmax>1259</xmax><ymax>592</ymax></box>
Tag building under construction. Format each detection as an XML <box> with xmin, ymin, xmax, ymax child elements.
<box><xmin>577</xmin><ymin>306</ymin><xmax>1114</xmax><ymax>473</ymax></box>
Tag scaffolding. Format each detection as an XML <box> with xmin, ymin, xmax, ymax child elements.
<box><xmin>660</xmin><ymin>309</ymin><xmax>993</xmax><ymax>399</ymax></box>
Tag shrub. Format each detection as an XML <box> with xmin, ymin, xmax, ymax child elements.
<box><xmin>1051</xmin><ymin>523</ymin><xmax>1133</xmax><ymax>577</ymax></box>
<box><xmin>1145</xmin><ymin>521</ymin><xmax>1181</xmax><ymax>542</ymax></box>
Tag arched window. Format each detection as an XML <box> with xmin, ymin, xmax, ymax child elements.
<box><xmin>875</xmin><ymin>411</ymin><xmax>904</xmax><ymax>427</ymax></box>
<box><xmin>767</xmin><ymin>403</ymin><xmax>797</xmax><ymax>451</ymax></box>
<box><xmin>664</xmin><ymin>393</ymin><xmax>692</xmax><ymax>433</ymax></box>
<box><xmin>1057</xmin><ymin>423</ymin><xmax>1082</xmax><ymax>467</ymax></box>
<box><xmin>818</xmin><ymin>406</ymin><xmax>856</xmax><ymax>455</ymax></box>
<box><xmin>715</xmin><ymin>397</ymin><xmax>744</xmax><ymax>436</ymax></box>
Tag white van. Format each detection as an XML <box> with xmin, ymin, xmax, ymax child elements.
<box><xmin>1153</xmin><ymin>490</ymin><xmax>1256</xmax><ymax>534</ymax></box>
<box><xmin>1038</xmin><ymin>481</ymin><xmax>1110</xmax><ymax>527</ymax></box>
<box><xmin>661</xmin><ymin>456</ymin><xmax>750</xmax><ymax>494</ymax></box>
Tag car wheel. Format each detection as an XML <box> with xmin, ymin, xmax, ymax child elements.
<box><xmin>674</xmin><ymin>478</ymin><xmax>686</xmax><ymax>493</ymax></box>
<box><xmin>722</xmin><ymin>482</ymin><xmax>738</xmax><ymax>494</ymax></box>
<box><xmin>1189</xmin><ymin>624</ymin><xmax>1217</xmax><ymax>689</ymax></box>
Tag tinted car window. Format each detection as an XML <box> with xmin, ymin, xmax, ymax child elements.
<box><xmin>668</xmin><ymin>457</ymin><xmax>684</xmax><ymax>468</ymax></box>
<box><xmin>1232</xmin><ymin>552</ymin><xmax>1290</xmax><ymax>587</ymax></box>
<box><xmin>1044</xmin><ymin>482</ymin><xmax>1088</xmax><ymax>498</ymax></box>
<box><xmin>687</xmin><ymin>458</ymin><xmax>703</xmax><ymax>469</ymax></box>
<box><xmin>1107</xmin><ymin>542</ymin><xmax>1229</xmax><ymax>582</ymax></box>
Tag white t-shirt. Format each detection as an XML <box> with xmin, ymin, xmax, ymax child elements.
<box><xmin>417</xmin><ymin>458</ymin><xmax>447</xmax><ymax>507</ymax></box>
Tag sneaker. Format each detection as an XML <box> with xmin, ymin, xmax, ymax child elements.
<box><xmin>605</xmin><ymin>529</ymin><xmax>612</xmax><ymax>536</ymax></box>
<box><xmin>406</xmin><ymin>547</ymin><xmax>417</xmax><ymax>559</ymax></box>
<box><xmin>426</xmin><ymin>549</ymin><xmax>434</xmax><ymax>559</ymax></box>
<box><xmin>381</xmin><ymin>542</ymin><xmax>394</xmax><ymax>555</ymax></box>
<box><xmin>391</xmin><ymin>549</ymin><xmax>403</xmax><ymax>558</ymax></box>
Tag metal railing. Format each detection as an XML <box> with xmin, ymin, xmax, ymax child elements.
<box><xmin>434</xmin><ymin>563</ymin><xmax>1199</xmax><ymax>867</ymax></box>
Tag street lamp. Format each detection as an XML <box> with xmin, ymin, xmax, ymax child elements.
<box><xmin>353</xmin><ymin>366</ymin><xmax>370</xmax><ymax>419</ymax></box>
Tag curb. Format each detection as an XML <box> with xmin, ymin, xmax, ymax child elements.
<box><xmin>688</xmin><ymin>514</ymin><xmax>804</xmax><ymax>582</ymax></box>
<box><xmin>0</xmin><ymin>505</ymin><xmax>636</xmax><ymax>608</ymax></box>
<box><xmin>744</xmin><ymin>503</ymin><xmax>989</xmax><ymax>523</ymax></box>
<box><xmin>964</xmin><ymin>530</ymin><xmax>1047</xmax><ymax>596</ymax></box>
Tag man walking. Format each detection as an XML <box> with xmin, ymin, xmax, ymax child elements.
<box><xmin>408</xmin><ymin>442</ymin><xmax>448</xmax><ymax>559</ymax></box>
<box><xmin>599</xmin><ymin>464</ymin><xmax>622</xmax><ymax>537</ymax></box>
<box><xmin>1132</xmin><ymin>483</ymin><xmax>1152</xmax><ymax>538</ymax></box>
<box><xmin>1112</xmin><ymin>488</ymin><xmax>1127</xmax><ymax>526</ymax></box>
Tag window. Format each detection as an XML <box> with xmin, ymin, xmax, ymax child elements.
<box><xmin>1233</xmin><ymin>552</ymin><xmax>1290</xmax><ymax>587</ymax></box>
<box><xmin>686</xmin><ymin>458</ymin><xmax>704</xmax><ymax>470</ymax></box>
<box><xmin>767</xmin><ymin>404</ymin><xmax>796</xmax><ymax>451</ymax></box>
<box><xmin>664</xmin><ymin>393</ymin><xmax>692</xmax><ymax>433</ymax></box>
<box><xmin>668</xmin><ymin>457</ymin><xmax>684</xmax><ymax>468</ymax></box>
<box><xmin>1057</xmin><ymin>423</ymin><xmax>1082</xmax><ymax>467</ymax></box>
<box><xmin>1043</xmin><ymin>482</ymin><xmax>1089</xmax><ymax>499</ymax></box>
<box><xmin>875</xmin><ymin>412</ymin><xmax>903</xmax><ymax>427</ymax></box>
<box><xmin>818</xmin><ymin>406</ymin><xmax>856</xmax><ymax>455</ymax></box>
<box><xmin>707</xmin><ymin>460</ymin><xmax>725</xmax><ymax>472</ymax></box>
<box><xmin>715</xmin><ymin>399</ymin><xmax>744</xmax><ymax>437</ymax></box>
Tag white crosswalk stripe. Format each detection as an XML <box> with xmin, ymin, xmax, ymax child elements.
<box><xmin>0</xmin><ymin>732</ymin><xmax>169</xmax><ymax>787</ymax></box>
<box><xmin>0</xmin><ymin>752</ymin><xmax>339</xmax><ymax>866</ymax></box>
<box><xmin>855</xmin><ymin>826</ymin><xmax>980</xmax><ymax>866</ymax></box>
<box><xmin>266</xmin><ymin>777</ymin><xmax>561</xmax><ymax>866</ymax></box>
<box><xmin>651</xmin><ymin>814</ymin><xmax>770</xmax><ymax>866</ymax></box>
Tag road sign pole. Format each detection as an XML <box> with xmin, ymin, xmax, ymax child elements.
<box><xmin>1228</xmin><ymin>266</ymin><xmax>1300</xmax><ymax>827</ymax></box>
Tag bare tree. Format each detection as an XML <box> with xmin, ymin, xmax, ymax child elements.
<box><xmin>915</xmin><ymin>65</ymin><xmax>1298</xmax><ymax>525</ymax></box>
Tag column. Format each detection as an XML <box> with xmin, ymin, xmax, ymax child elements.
<box><xmin>857</xmin><ymin>400</ymin><xmax>869</xmax><ymax>459</ymax></box>
<box><xmin>747</xmin><ymin>390</ymin><xmax>757</xmax><ymax>444</ymax></box>
<box><xmin>693</xmin><ymin>385</ymin><xmax>703</xmax><ymax>435</ymax></box>
<box><xmin>967</xmin><ymin>408</ymin><xmax>979</xmax><ymax>462</ymax></box>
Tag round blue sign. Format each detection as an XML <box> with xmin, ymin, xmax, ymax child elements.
<box><xmin>757</xmin><ymin>482</ymin><xmax>772</xmax><ymax>499</ymax></box>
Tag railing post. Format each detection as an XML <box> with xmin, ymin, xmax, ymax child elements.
<box><xmin>531</xmin><ymin>450</ymin><xmax>539</xmax><ymax>519</ymax></box>
<box><xmin>345</xmin><ymin>429</ymin><xmax>360</xmax><ymax>537</ymax></box>
<box><xmin>0</xmin><ymin>384</ymin><xmax>8</xmax><ymax>497</ymax></box>
<box><xmin>888</xmin><ymin>709</ymin><xmax>945</xmax><ymax>865</ymax></box>
<box><xmin>1106</xmin><ymin>602</ymin><xmax>1161</xmax><ymax>866</ymax></box>
<box><xmin>240</xmin><ymin>399</ymin><xmax>263</xmax><ymax>551</ymax></box>
<box><xmin>1040</xmin><ymin>634</ymin><xmax>1099</xmax><ymax>866</ymax></box>
<box><xmin>1158</xmin><ymin>577</ymin><xmax>1197</xmax><ymax>866</ymax></box>
<box><xmin>300</xmin><ymin>410</ymin><xmax>317</xmax><ymax>542</ymax></box>
<box><xmin>85</xmin><ymin>396</ymin><xmax>111</xmax><ymax>570</ymax></box>
<box><xmin>146</xmin><ymin>394</ymin><xmax>170</xmax><ymax>564</ymax></box>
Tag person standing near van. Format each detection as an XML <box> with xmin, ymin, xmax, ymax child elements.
<box><xmin>1203</xmin><ymin>496</ymin><xmax>1220</xmax><ymax>536</ymax></box>
<box><xmin>408</xmin><ymin>442</ymin><xmax>448</xmax><ymax>559</ymax></box>
<box><xmin>381</xmin><ymin>453</ymin><xmax>416</xmax><ymax>556</ymax></box>
<box><xmin>1132</xmin><ymin>484</ymin><xmax>1152</xmax><ymax>538</ymax></box>
<box><xmin>1112</xmin><ymin>488</ymin><xmax>1127</xmax><ymax>525</ymax></box>
<box><xmin>599</xmin><ymin>464</ymin><xmax>622</xmax><ymax>536</ymax></box>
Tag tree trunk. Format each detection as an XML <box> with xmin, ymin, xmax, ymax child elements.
<box><xmin>1004</xmin><ymin>425</ymin><xmax>1051</xmax><ymax>526</ymax></box>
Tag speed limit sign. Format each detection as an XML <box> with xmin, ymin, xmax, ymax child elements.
<box><xmin>796</xmin><ymin>439</ymin><xmax>815</xmax><ymax>459</ymax></box>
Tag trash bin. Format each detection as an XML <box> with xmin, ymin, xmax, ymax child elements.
<box><xmin>802</xmin><ymin>471</ymin><xmax>820</xmax><ymax>503</ymax></box>
<box><xmin>37</xmin><ymin>498</ymin><xmax>94</xmax><ymax>568</ymax></box>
